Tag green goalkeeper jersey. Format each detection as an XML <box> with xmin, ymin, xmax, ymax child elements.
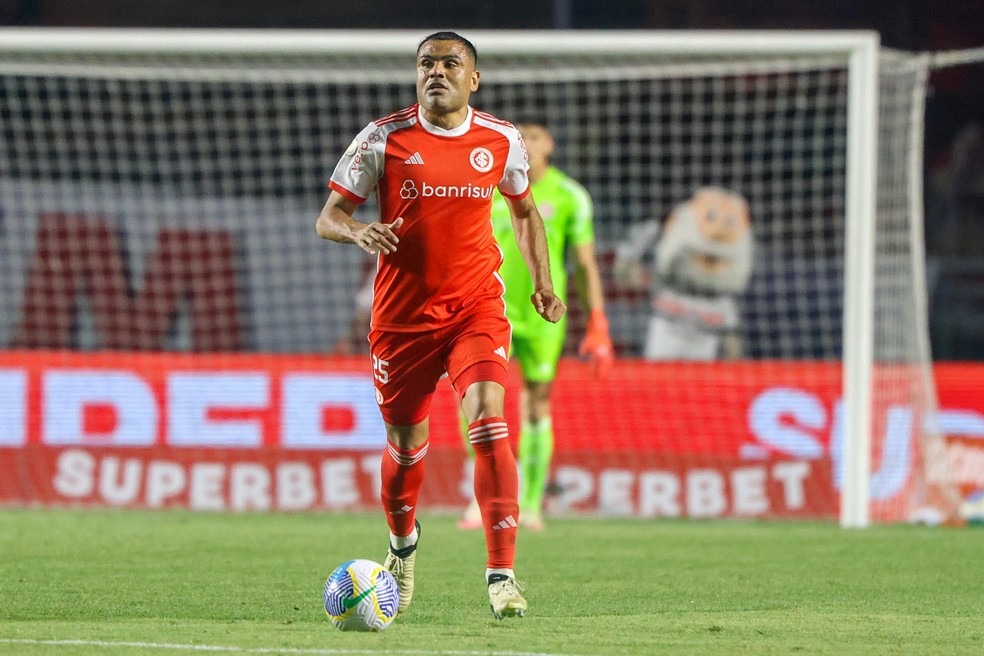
<box><xmin>492</xmin><ymin>165</ymin><xmax>595</xmax><ymax>339</ymax></box>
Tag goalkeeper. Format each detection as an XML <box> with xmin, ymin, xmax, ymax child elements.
<box><xmin>458</xmin><ymin>118</ymin><xmax>613</xmax><ymax>532</ymax></box>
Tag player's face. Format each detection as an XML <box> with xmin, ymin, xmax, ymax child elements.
<box><xmin>517</xmin><ymin>124</ymin><xmax>554</xmax><ymax>169</ymax></box>
<box><xmin>416</xmin><ymin>40</ymin><xmax>479</xmax><ymax>116</ymax></box>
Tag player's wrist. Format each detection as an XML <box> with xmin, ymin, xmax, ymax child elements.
<box><xmin>587</xmin><ymin>309</ymin><xmax>609</xmax><ymax>333</ymax></box>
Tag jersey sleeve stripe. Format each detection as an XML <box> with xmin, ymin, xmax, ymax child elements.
<box><xmin>473</xmin><ymin>109</ymin><xmax>514</xmax><ymax>128</ymax></box>
<box><xmin>473</xmin><ymin>114</ymin><xmax>520</xmax><ymax>139</ymax></box>
<box><xmin>328</xmin><ymin>181</ymin><xmax>367</xmax><ymax>203</ymax></box>
<box><xmin>498</xmin><ymin>183</ymin><xmax>530</xmax><ymax>201</ymax></box>
<box><xmin>375</xmin><ymin>105</ymin><xmax>418</xmax><ymax>126</ymax></box>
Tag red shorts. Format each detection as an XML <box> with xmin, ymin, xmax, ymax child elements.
<box><xmin>368</xmin><ymin>307</ymin><xmax>511</xmax><ymax>426</ymax></box>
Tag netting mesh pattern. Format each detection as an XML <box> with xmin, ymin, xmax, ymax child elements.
<box><xmin>0</xmin><ymin>50</ymin><xmax>874</xmax><ymax>358</ymax></box>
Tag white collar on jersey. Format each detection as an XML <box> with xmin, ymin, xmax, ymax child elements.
<box><xmin>417</xmin><ymin>105</ymin><xmax>473</xmax><ymax>137</ymax></box>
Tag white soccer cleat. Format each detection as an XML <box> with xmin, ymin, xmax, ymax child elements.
<box><xmin>488</xmin><ymin>573</ymin><xmax>528</xmax><ymax>619</ymax></box>
<box><xmin>383</xmin><ymin>520</ymin><xmax>419</xmax><ymax>613</ymax></box>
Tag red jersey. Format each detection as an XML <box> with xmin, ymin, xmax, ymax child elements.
<box><xmin>329</xmin><ymin>105</ymin><xmax>530</xmax><ymax>332</ymax></box>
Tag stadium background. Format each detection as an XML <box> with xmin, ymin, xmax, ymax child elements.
<box><xmin>1</xmin><ymin>0</ymin><xmax>980</xmax><ymax>358</ymax></box>
<box><xmin>0</xmin><ymin>1</ymin><xmax>982</xmax><ymax>521</ymax></box>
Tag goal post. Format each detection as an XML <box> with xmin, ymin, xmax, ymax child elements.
<box><xmin>841</xmin><ymin>34</ymin><xmax>880</xmax><ymax>528</ymax></box>
<box><xmin>0</xmin><ymin>29</ymin><xmax>943</xmax><ymax>524</ymax></box>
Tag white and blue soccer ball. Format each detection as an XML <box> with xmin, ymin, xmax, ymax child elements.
<box><xmin>323</xmin><ymin>559</ymin><xmax>399</xmax><ymax>631</ymax></box>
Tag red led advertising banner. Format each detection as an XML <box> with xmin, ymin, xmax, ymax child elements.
<box><xmin>1</xmin><ymin>352</ymin><xmax>982</xmax><ymax>520</ymax></box>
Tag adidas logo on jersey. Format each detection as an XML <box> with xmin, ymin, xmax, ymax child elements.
<box><xmin>491</xmin><ymin>515</ymin><xmax>518</xmax><ymax>530</ymax></box>
<box><xmin>493</xmin><ymin>346</ymin><xmax>507</xmax><ymax>360</ymax></box>
<box><xmin>404</xmin><ymin>152</ymin><xmax>425</xmax><ymax>165</ymax></box>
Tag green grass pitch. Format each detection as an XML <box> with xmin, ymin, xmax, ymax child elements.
<box><xmin>1</xmin><ymin>508</ymin><xmax>982</xmax><ymax>655</ymax></box>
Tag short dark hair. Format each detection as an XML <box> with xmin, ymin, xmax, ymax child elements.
<box><xmin>417</xmin><ymin>31</ymin><xmax>478</xmax><ymax>65</ymax></box>
<box><xmin>509</xmin><ymin>113</ymin><xmax>550</xmax><ymax>130</ymax></box>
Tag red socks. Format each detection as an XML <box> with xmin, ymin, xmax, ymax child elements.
<box><xmin>380</xmin><ymin>441</ymin><xmax>428</xmax><ymax>538</ymax></box>
<box><xmin>468</xmin><ymin>417</ymin><xmax>519</xmax><ymax>569</ymax></box>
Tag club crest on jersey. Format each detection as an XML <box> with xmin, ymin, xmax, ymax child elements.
<box><xmin>469</xmin><ymin>147</ymin><xmax>494</xmax><ymax>172</ymax></box>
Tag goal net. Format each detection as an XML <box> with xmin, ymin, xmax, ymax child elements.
<box><xmin>0</xmin><ymin>30</ymin><xmax>947</xmax><ymax>523</ymax></box>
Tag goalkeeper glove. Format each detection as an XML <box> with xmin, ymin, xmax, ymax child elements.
<box><xmin>578</xmin><ymin>309</ymin><xmax>614</xmax><ymax>379</ymax></box>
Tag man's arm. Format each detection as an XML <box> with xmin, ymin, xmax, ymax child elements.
<box><xmin>572</xmin><ymin>241</ymin><xmax>614</xmax><ymax>377</ymax></box>
<box><xmin>316</xmin><ymin>191</ymin><xmax>402</xmax><ymax>255</ymax></box>
<box><xmin>572</xmin><ymin>242</ymin><xmax>605</xmax><ymax>315</ymax></box>
<box><xmin>505</xmin><ymin>193</ymin><xmax>566</xmax><ymax>323</ymax></box>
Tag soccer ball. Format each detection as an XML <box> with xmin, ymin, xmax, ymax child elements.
<box><xmin>323</xmin><ymin>559</ymin><xmax>399</xmax><ymax>631</ymax></box>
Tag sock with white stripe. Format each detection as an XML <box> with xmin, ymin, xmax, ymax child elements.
<box><xmin>468</xmin><ymin>416</ymin><xmax>519</xmax><ymax>570</ymax></box>
<box><xmin>380</xmin><ymin>440</ymin><xmax>428</xmax><ymax>539</ymax></box>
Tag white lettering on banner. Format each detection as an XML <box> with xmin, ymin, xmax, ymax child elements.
<box><xmin>598</xmin><ymin>469</ymin><xmax>634</xmax><ymax>515</ymax></box>
<box><xmin>278</xmin><ymin>463</ymin><xmax>317</xmax><ymax>510</ymax></box>
<box><xmin>190</xmin><ymin>464</ymin><xmax>225</xmax><ymax>511</ymax></box>
<box><xmin>321</xmin><ymin>459</ymin><xmax>358</xmax><ymax>507</ymax></box>
<box><xmin>281</xmin><ymin>374</ymin><xmax>385</xmax><ymax>450</ymax></box>
<box><xmin>230</xmin><ymin>463</ymin><xmax>271</xmax><ymax>511</ymax></box>
<box><xmin>687</xmin><ymin>469</ymin><xmax>727</xmax><ymax>517</ymax></box>
<box><xmin>53</xmin><ymin>449</ymin><xmax>95</xmax><ymax>497</ymax></box>
<box><xmin>100</xmin><ymin>457</ymin><xmax>142</xmax><ymax>505</ymax></box>
<box><xmin>44</xmin><ymin>371</ymin><xmax>157</xmax><ymax>445</ymax></box>
<box><xmin>930</xmin><ymin>410</ymin><xmax>984</xmax><ymax>439</ymax></box>
<box><xmin>167</xmin><ymin>374</ymin><xmax>268</xmax><ymax>447</ymax></box>
<box><xmin>551</xmin><ymin>467</ymin><xmax>593</xmax><ymax>511</ymax></box>
<box><xmin>731</xmin><ymin>467</ymin><xmax>769</xmax><ymax>515</ymax></box>
<box><xmin>321</xmin><ymin>458</ymin><xmax>359</xmax><ymax>508</ymax></box>
<box><xmin>146</xmin><ymin>460</ymin><xmax>186</xmax><ymax>507</ymax></box>
<box><xmin>638</xmin><ymin>472</ymin><xmax>680</xmax><ymax>516</ymax></box>
<box><xmin>772</xmin><ymin>461</ymin><xmax>810</xmax><ymax>509</ymax></box>
<box><xmin>0</xmin><ymin>370</ymin><xmax>26</xmax><ymax>446</ymax></box>
<box><xmin>549</xmin><ymin>463</ymin><xmax>811</xmax><ymax>518</ymax></box>
<box><xmin>748</xmin><ymin>388</ymin><xmax>826</xmax><ymax>459</ymax></box>
<box><xmin>829</xmin><ymin>402</ymin><xmax>913</xmax><ymax>501</ymax></box>
<box><xmin>748</xmin><ymin>390</ymin><xmax>922</xmax><ymax>501</ymax></box>
<box><xmin>51</xmin><ymin>449</ymin><xmax>381</xmax><ymax>511</ymax></box>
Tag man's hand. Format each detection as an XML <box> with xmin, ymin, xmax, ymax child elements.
<box><xmin>353</xmin><ymin>217</ymin><xmax>403</xmax><ymax>255</ymax></box>
<box><xmin>531</xmin><ymin>289</ymin><xmax>566</xmax><ymax>323</ymax></box>
<box><xmin>579</xmin><ymin>309</ymin><xmax>614</xmax><ymax>378</ymax></box>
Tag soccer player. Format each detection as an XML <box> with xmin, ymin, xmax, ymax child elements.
<box><xmin>457</xmin><ymin>119</ymin><xmax>613</xmax><ymax>532</ymax></box>
<box><xmin>315</xmin><ymin>32</ymin><xmax>565</xmax><ymax>620</ymax></box>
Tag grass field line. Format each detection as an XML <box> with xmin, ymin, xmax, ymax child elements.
<box><xmin>0</xmin><ymin>639</ymin><xmax>571</xmax><ymax>656</ymax></box>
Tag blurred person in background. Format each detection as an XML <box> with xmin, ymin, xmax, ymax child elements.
<box><xmin>458</xmin><ymin>118</ymin><xmax>613</xmax><ymax>532</ymax></box>
<box><xmin>614</xmin><ymin>186</ymin><xmax>753</xmax><ymax>360</ymax></box>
